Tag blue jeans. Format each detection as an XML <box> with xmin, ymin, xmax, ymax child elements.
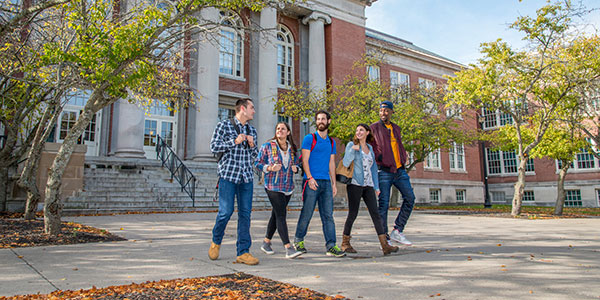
<box><xmin>378</xmin><ymin>168</ymin><xmax>415</xmax><ymax>233</ymax></box>
<box><xmin>294</xmin><ymin>179</ymin><xmax>336</xmax><ymax>250</ymax></box>
<box><xmin>212</xmin><ymin>178</ymin><xmax>253</xmax><ymax>256</ymax></box>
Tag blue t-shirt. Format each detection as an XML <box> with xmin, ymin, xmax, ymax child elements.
<box><xmin>301</xmin><ymin>133</ymin><xmax>336</xmax><ymax>180</ymax></box>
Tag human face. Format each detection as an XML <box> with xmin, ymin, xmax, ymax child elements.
<box><xmin>275</xmin><ymin>123</ymin><xmax>290</xmax><ymax>140</ymax></box>
<box><xmin>355</xmin><ymin>125</ymin><xmax>368</xmax><ymax>142</ymax></box>
<box><xmin>242</xmin><ymin>100</ymin><xmax>255</xmax><ymax>121</ymax></box>
<box><xmin>379</xmin><ymin>107</ymin><xmax>393</xmax><ymax>123</ymax></box>
<box><xmin>315</xmin><ymin>113</ymin><xmax>330</xmax><ymax>131</ymax></box>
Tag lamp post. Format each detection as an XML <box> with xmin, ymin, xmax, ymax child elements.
<box><xmin>478</xmin><ymin>115</ymin><xmax>492</xmax><ymax>208</ymax></box>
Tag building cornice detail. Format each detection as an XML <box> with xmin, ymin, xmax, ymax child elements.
<box><xmin>302</xmin><ymin>11</ymin><xmax>332</xmax><ymax>25</ymax></box>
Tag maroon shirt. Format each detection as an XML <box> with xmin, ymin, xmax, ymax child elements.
<box><xmin>370</xmin><ymin>120</ymin><xmax>408</xmax><ymax>173</ymax></box>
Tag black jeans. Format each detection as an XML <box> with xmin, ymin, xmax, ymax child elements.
<box><xmin>343</xmin><ymin>184</ymin><xmax>385</xmax><ymax>236</ymax></box>
<box><xmin>265</xmin><ymin>189</ymin><xmax>292</xmax><ymax>245</ymax></box>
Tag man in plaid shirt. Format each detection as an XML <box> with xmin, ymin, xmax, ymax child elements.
<box><xmin>208</xmin><ymin>98</ymin><xmax>259</xmax><ymax>265</ymax></box>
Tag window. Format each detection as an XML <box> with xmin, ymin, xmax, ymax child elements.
<box><xmin>565</xmin><ymin>190</ymin><xmax>582</xmax><ymax>207</ymax></box>
<box><xmin>456</xmin><ymin>189</ymin><xmax>466</xmax><ymax>203</ymax></box>
<box><xmin>486</xmin><ymin>149</ymin><xmax>534</xmax><ymax>175</ymax></box>
<box><xmin>446</xmin><ymin>104</ymin><xmax>463</xmax><ymax>119</ymax></box>
<box><xmin>419</xmin><ymin>78</ymin><xmax>438</xmax><ymax>114</ymax></box>
<box><xmin>276</xmin><ymin>25</ymin><xmax>294</xmax><ymax>88</ymax></box>
<box><xmin>219</xmin><ymin>11</ymin><xmax>243</xmax><ymax>77</ymax></box>
<box><xmin>491</xmin><ymin>191</ymin><xmax>506</xmax><ymax>203</ymax></box>
<box><xmin>449</xmin><ymin>142</ymin><xmax>465</xmax><ymax>171</ymax></box>
<box><xmin>390</xmin><ymin>71</ymin><xmax>409</xmax><ymax>98</ymax></box>
<box><xmin>144</xmin><ymin>120</ymin><xmax>158</xmax><ymax>147</ymax></box>
<box><xmin>429</xmin><ymin>189</ymin><xmax>440</xmax><ymax>203</ymax></box>
<box><xmin>502</xmin><ymin>151</ymin><xmax>518</xmax><ymax>173</ymax></box>
<box><xmin>425</xmin><ymin>148</ymin><xmax>441</xmax><ymax>169</ymax></box>
<box><xmin>487</xmin><ymin>149</ymin><xmax>502</xmax><ymax>175</ymax></box>
<box><xmin>482</xmin><ymin>107</ymin><xmax>513</xmax><ymax>130</ymax></box>
<box><xmin>576</xmin><ymin>148</ymin><xmax>596</xmax><ymax>169</ymax></box>
<box><xmin>522</xmin><ymin>190</ymin><xmax>535</xmax><ymax>202</ymax></box>
<box><xmin>367</xmin><ymin>65</ymin><xmax>380</xmax><ymax>82</ymax></box>
<box><xmin>596</xmin><ymin>189</ymin><xmax>600</xmax><ymax>207</ymax></box>
<box><xmin>218</xmin><ymin>107</ymin><xmax>235</xmax><ymax>122</ymax></box>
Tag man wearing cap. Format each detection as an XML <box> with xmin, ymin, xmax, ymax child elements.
<box><xmin>370</xmin><ymin>101</ymin><xmax>416</xmax><ymax>246</ymax></box>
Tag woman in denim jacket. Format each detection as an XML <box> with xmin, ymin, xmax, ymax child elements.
<box><xmin>255</xmin><ymin>122</ymin><xmax>303</xmax><ymax>259</ymax></box>
<box><xmin>341</xmin><ymin>124</ymin><xmax>399</xmax><ymax>255</ymax></box>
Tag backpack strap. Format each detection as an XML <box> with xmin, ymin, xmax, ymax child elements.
<box><xmin>310</xmin><ymin>133</ymin><xmax>334</xmax><ymax>153</ymax></box>
<box><xmin>230</xmin><ymin>118</ymin><xmax>241</xmax><ymax>135</ymax></box>
<box><xmin>270</xmin><ymin>140</ymin><xmax>279</xmax><ymax>163</ymax></box>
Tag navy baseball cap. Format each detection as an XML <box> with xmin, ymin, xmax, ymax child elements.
<box><xmin>380</xmin><ymin>101</ymin><xmax>394</xmax><ymax>110</ymax></box>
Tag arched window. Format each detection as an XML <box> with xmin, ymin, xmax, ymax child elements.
<box><xmin>219</xmin><ymin>11</ymin><xmax>243</xmax><ymax>78</ymax></box>
<box><xmin>276</xmin><ymin>24</ymin><xmax>294</xmax><ymax>87</ymax></box>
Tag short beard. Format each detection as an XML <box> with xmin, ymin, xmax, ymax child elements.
<box><xmin>317</xmin><ymin>123</ymin><xmax>329</xmax><ymax>131</ymax></box>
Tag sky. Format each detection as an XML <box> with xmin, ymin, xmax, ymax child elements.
<box><xmin>365</xmin><ymin>0</ymin><xmax>600</xmax><ymax>65</ymax></box>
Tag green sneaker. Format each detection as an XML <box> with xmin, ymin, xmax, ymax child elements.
<box><xmin>326</xmin><ymin>245</ymin><xmax>346</xmax><ymax>257</ymax></box>
<box><xmin>294</xmin><ymin>241</ymin><xmax>307</xmax><ymax>253</ymax></box>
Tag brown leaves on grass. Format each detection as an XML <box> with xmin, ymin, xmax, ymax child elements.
<box><xmin>0</xmin><ymin>219</ymin><xmax>125</xmax><ymax>248</ymax></box>
<box><xmin>1</xmin><ymin>273</ymin><xmax>347</xmax><ymax>300</ymax></box>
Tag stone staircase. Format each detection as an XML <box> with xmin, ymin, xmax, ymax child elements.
<box><xmin>63</xmin><ymin>157</ymin><xmax>332</xmax><ymax>215</ymax></box>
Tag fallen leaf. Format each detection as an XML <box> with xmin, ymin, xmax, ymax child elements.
<box><xmin>500</xmin><ymin>269</ymin><xmax>507</xmax><ymax>271</ymax></box>
<box><xmin>467</xmin><ymin>256</ymin><xmax>472</xmax><ymax>261</ymax></box>
<box><xmin>190</xmin><ymin>258</ymin><xmax>194</xmax><ymax>261</ymax></box>
<box><xmin>497</xmin><ymin>244</ymin><xmax>502</xmax><ymax>246</ymax></box>
<box><xmin>120</xmin><ymin>228</ymin><xmax>124</xmax><ymax>230</ymax></box>
<box><xmin>17</xmin><ymin>256</ymin><xmax>23</xmax><ymax>259</ymax></box>
<box><xmin>426</xmin><ymin>250</ymin><xmax>432</xmax><ymax>253</ymax></box>
<box><xmin>73</xmin><ymin>268</ymin><xmax>78</xmax><ymax>271</ymax></box>
<box><xmin>529</xmin><ymin>290</ymin><xmax>534</xmax><ymax>294</ymax></box>
<box><xmin>384</xmin><ymin>273</ymin><xmax>390</xmax><ymax>276</ymax></box>
<box><xmin>500</xmin><ymin>265</ymin><xmax>506</xmax><ymax>268</ymax></box>
<box><xmin>315</xmin><ymin>275</ymin><xmax>320</xmax><ymax>278</ymax></box>
<box><xmin>478</xmin><ymin>252</ymin><xmax>484</xmax><ymax>254</ymax></box>
<box><xmin>436</xmin><ymin>293</ymin><xmax>441</xmax><ymax>296</ymax></box>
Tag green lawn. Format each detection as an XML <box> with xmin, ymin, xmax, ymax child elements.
<box><xmin>414</xmin><ymin>204</ymin><xmax>600</xmax><ymax>216</ymax></box>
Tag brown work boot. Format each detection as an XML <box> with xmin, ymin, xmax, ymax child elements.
<box><xmin>236</xmin><ymin>253</ymin><xmax>259</xmax><ymax>265</ymax></box>
<box><xmin>341</xmin><ymin>235</ymin><xmax>357</xmax><ymax>253</ymax></box>
<box><xmin>378</xmin><ymin>234</ymin><xmax>399</xmax><ymax>255</ymax></box>
<box><xmin>208</xmin><ymin>242</ymin><xmax>220</xmax><ymax>260</ymax></box>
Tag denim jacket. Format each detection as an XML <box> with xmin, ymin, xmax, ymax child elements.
<box><xmin>342</xmin><ymin>142</ymin><xmax>380</xmax><ymax>192</ymax></box>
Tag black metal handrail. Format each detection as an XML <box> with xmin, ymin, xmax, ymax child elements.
<box><xmin>156</xmin><ymin>135</ymin><xmax>196</xmax><ymax>207</ymax></box>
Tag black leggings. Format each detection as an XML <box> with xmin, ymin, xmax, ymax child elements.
<box><xmin>265</xmin><ymin>189</ymin><xmax>292</xmax><ymax>245</ymax></box>
<box><xmin>343</xmin><ymin>184</ymin><xmax>385</xmax><ymax>236</ymax></box>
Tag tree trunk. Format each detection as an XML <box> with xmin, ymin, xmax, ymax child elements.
<box><xmin>511</xmin><ymin>158</ymin><xmax>528</xmax><ymax>216</ymax></box>
<box><xmin>554</xmin><ymin>161</ymin><xmax>570</xmax><ymax>216</ymax></box>
<box><xmin>20</xmin><ymin>101</ymin><xmax>61</xmax><ymax>220</ymax></box>
<box><xmin>44</xmin><ymin>104</ymin><xmax>96</xmax><ymax>235</ymax></box>
<box><xmin>0</xmin><ymin>167</ymin><xmax>8</xmax><ymax>212</ymax></box>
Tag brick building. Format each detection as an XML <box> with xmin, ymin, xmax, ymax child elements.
<box><xmin>9</xmin><ymin>0</ymin><xmax>598</xmax><ymax>210</ymax></box>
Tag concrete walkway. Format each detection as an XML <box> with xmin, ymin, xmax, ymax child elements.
<box><xmin>1</xmin><ymin>210</ymin><xmax>599</xmax><ymax>299</ymax></box>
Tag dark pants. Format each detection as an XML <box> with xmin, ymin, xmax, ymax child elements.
<box><xmin>265</xmin><ymin>189</ymin><xmax>292</xmax><ymax>245</ymax></box>
<box><xmin>344</xmin><ymin>184</ymin><xmax>385</xmax><ymax>235</ymax></box>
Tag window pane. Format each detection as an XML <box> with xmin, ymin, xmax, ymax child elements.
<box><xmin>487</xmin><ymin>149</ymin><xmax>502</xmax><ymax>174</ymax></box>
<box><xmin>565</xmin><ymin>190</ymin><xmax>582</xmax><ymax>207</ymax></box>
<box><xmin>523</xmin><ymin>191</ymin><xmax>535</xmax><ymax>202</ymax></box>
<box><xmin>503</xmin><ymin>151</ymin><xmax>517</xmax><ymax>173</ymax></box>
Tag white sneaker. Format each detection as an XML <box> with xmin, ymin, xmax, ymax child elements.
<box><xmin>390</xmin><ymin>229</ymin><xmax>412</xmax><ymax>246</ymax></box>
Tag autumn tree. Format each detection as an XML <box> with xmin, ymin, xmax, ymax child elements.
<box><xmin>2</xmin><ymin>0</ymin><xmax>283</xmax><ymax>234</ymax></box>
<box><xmin>447</xmin><ymin>1</ymin><xmax>600</xmax><ymax>216</ymax></box>
<box><xmin>275</xmin><ymin>57</ymin><xmax>474</xmax><ymax>172</ymax></box>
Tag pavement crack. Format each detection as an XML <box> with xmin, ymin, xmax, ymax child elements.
<box><xmin>10</xmin><ymin>248</ymin><xmax>60</xmax><ymax>291</ymax></box>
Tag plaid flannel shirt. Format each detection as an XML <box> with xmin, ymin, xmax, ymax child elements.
<box><xmin>210</xmin><ymin>118</ymin><xmax>258</xmax><ymax>184</ymax></box>
<box><xmin>255</xmin><ymin>140</ymin><xmax>300</xmax><ymax>193</ymax></box>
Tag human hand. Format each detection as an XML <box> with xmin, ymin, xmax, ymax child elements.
<box><xmin>235</xmin><ymin>134</ymin><xmax>246</xmax><ymax>145</ymax></box>
<box><xmin>352</xmin><ymin>144</ymin><xmax>360</xmax><ymax>151</ymax></box>
<box><xmin>376</xmin><ymin>190</ymin><xmax>380</xmax><ymax>197</ymax></box>
<box><xmin>308</xmin><ymin>178</ymin><xmax>318</xmax><ymax>190</ymax></box>
<box><xmin>271</xmin><ymin>163</ymin><xmax>282</xmax><ymax>172</ymax></box>
<box><xmin>291</xmin><ymin>165</ymin><xmax>298</xmax><ymax>173</ymax></box>
<box><xmin>332</xmin><ymin>182</ymin><xmax>337</xmax><ymax>197</ymax></box>
<box><xmin>246</xmin><ymin>135</ymin><xmax>255</xmax><ymax>147</ymax></box>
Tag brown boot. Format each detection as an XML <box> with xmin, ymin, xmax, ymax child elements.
<box><xmin>208</xmin><ymin>242</ymin><xmax>220</xmax><ymax>260</ymax></box>
<box><xmin>341</xmin><ymin>235</ymin><xmax>357</xmax><ymax>253</ymax></box>
<box><xmin>378</xmin><ymin>234</ymin><xmax>399</xmax><ymax>255</ymax></box>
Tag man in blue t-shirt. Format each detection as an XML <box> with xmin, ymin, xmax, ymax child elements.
<box><xmin>293</xmin><ymin>110</ymin><xmax>346</xmax><ymax>257</ymax></box>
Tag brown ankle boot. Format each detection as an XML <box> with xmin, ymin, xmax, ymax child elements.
<box><xmin>378</xmin><ymin>234</ymin><xmax>399</xmax><ymax>255</ymax></box>
<box><xmin>341</xmin><ymin>235</ymin><xmax>357</xmax><ymax>253</ymax></box>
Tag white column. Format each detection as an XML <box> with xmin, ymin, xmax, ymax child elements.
<box><xmin>113</xmin><ymin>99</ymin><xmax>145</xmax><ymax>158</ymax></box>
<box><xmin>302</xmin><ymin>12</ymin><xmax>331</xmax><ymax>92</ymax></box>
<box><xmin>193</xmin><ymin>7</ymin><xmax>221</xmax><ymax>160</ymax></box>
<box><xmin>256</xmin><ymin>7</ymin><xmax>278</xmax><ymax>144</ymax></box>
